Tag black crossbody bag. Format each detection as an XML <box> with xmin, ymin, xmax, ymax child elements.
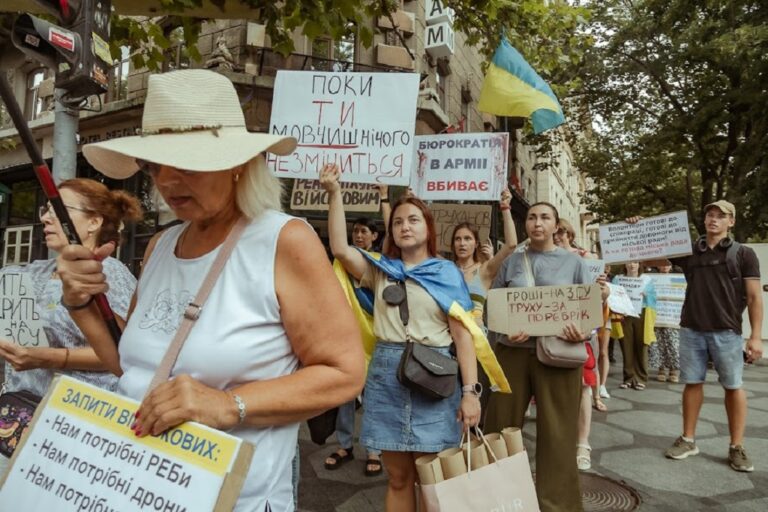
<box><xmin>383</xmin><ymin>280</ymin><xmax>459</xmax><ymax>400</ymax></box>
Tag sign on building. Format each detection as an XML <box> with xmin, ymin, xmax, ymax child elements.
<box><xmin>268</xmin><ymin>71</ymin><xmax>419</xmax><ymax>185</ymax></box>
<box><xmin>425</xmin><ymin>0</ymin><xmax>455</xmax><ymax>59</ymax></box>
<box><xmin>410</xmin><ymin>133</ymin><xmax>509</xmax><ymax>201</ymax></box>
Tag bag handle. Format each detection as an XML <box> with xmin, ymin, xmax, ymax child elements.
<box><xmin>522</xmin><ymin>249</ymin><xmax>536</xmax><ymax>288</ymax></box>
<box><xmin>145</xmin><ymin>216</ymin><xmax>249</xmax><ymax>396</ymax></box>
<box><xmin>462</xmin><ymin>427</ymin><xmax>500</xmax><ymax>477</ymax></box>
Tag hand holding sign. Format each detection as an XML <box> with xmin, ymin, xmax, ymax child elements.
<box><xmin>319</xmin><ymin>163</ymin><xmax>341</xmax><ymax>193</ymax></box>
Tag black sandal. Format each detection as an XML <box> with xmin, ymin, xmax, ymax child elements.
<box><xmin>364</xmin><ymin>457</ymin><xmax>383</xmax><ymax>477</ymax></box>
<box><xmin>324</xmin><ymin>448</ymin><xmax>354</xmax><ymax>470</ymax></box>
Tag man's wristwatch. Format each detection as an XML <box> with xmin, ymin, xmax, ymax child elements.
<box><xmin>462</xmin><ymin>382</ymin><xmax>482</xmax><ymax>397</ymax></box>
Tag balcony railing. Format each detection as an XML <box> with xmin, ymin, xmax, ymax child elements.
<box><xmin>255</xmin><ymin>48</ymin><xmax>408</xmax><ymax>76</ymax></box>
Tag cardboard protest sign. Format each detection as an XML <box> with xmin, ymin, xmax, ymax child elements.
<box><xmin>656</xmin><ymin>300</ymin><xmax>683</xmax><ymax>328</ymax></box>
<box><xmin>647</xmin><ymin>273</ymin><xmax>687</xmax><ymax>301</ymax></box>
<box><xmin>0</xmin><ymin>376</ymin><xmax>253</xmax><ymax>511</ymax></box>
<box><xmin>430</xmin><ymin>203</ymin><xmax>492</xmax><ymax>253</ymax></box>
<box><xmin>613</xmin><ymin>276</ymin><xmax>650</xmax><ymax>316</ymax></box>
<box><xmin>599</xmin><ymin>211</ymin><xmax>692</xmax><ymax>264</ymax></box>
<box><xmin>290</xmin><ymin>179</ymin><xmax>380</xmax><ymax>212</ymax></box>
<box><xmin>410</xmin><ymin>133</ymin><xmax>508</xmax><ymax>200</ymax></box>
<box><xmin>0</xmin><ymin>271</ymin><xmax>49</xmax><ymax>347</ymax></box>
<box><xmin>606</xmin><ymin>283</ymin><xmax>639</xmax><ymax>318</ymax></box>
<box><xmin>487</xmin><ymin>284</ymin><xmax>603</xmax><ymax>336</ymax></box>
<box><xmin>268</xmin><ymin>71</ymin><xmax>419</xmax><ymax>185</ymax></box>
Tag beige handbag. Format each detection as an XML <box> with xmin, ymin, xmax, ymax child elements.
<box><xmin>522</xmin><ymin>250</ymin><xmax>588</xmax><ymax>368</ymax></box>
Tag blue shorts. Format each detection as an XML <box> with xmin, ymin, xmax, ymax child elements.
<box><xmin>679</xmin><ymin>328</ymin><xmax>744</xmax><ymax>389</ymax></box>
<box><xmin>360</xmin><ymin>342</ymin><xmax>462</xmax><ymax>453</ymax></box>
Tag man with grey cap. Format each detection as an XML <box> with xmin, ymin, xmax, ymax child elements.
<box><xmin>627</xmin><ymin>200</ymin><xmax>762</xmax><ymax>472</ymax></box>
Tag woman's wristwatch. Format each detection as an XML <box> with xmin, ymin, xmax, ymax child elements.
<box><xmin>462</xmin><ymin>382</ymin><xmax>483</xmax><ymax>397</ymax></box>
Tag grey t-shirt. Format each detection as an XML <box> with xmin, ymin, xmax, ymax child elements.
<box><xmin>489</xmin><ymin>247</ymin><xmax>593</xmax><ymax>348</ymax></box>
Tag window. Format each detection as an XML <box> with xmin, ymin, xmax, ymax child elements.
<box><xmin>3</xmin><ymin>226</ymin><xmax>34</xmax><ymax>266</ymax></box>
<box><xmin>24</xmin><ymin>68</ymin><xmax>47</xmax><ymax>121</ymax></box>
<box><xmin>108</xmin><ymin>46</ymin><xmax>130</xmax><ymax>102</ymax></box>
<box><xmin>436</xmin><ymin>69</ymin><xmax>448</xmax><ymax>110</ymax></box>
<box><xmin>311</xmin><ymin>29</ymin><xmax>357</xmax><ymax>71</ymax></box>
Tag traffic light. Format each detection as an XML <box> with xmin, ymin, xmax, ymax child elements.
<box><xmin>11</xmin><ymin>0</ymin><xmax>112</xmax><ymax>104</ymax></box>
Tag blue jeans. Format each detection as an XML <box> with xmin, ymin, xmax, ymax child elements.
<box><xmin>679</xmin><ymin>328</ymin><xmax>744</xmax><ymax>389</ymax></box>
<box><xmin>336</xmin><ymin>399</ymin><xmax>381</xmax><ymax>456</ymax></box>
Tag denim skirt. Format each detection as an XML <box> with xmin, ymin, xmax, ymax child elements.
<box><xmin>360</xmin><ymin>342</ymin><xmax>462</xmax><ymax>453</ymax></box>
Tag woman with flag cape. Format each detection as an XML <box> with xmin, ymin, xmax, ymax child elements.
<box><xmin>320</xmin><ymin>164</ymin><xmax>509</xmax><ymax>512</ymax></box>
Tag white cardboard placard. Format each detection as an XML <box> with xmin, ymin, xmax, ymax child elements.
<box><xmin>0</xmin><ymin>271</ymin><xmax>49</xmax><ymax>348</ymax></box>
<box><xmin>268</xmin><ymin>71</ymin><xmax>419</xmax><ymax>185</ymax></box>
<box><xmin>599</xmin><ymin>211</ymin><xmax>692</xmax><ymax>264</ymax></box>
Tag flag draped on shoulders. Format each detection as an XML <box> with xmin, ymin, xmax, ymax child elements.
<box><xmin>478</xmin><ymin>36</ymin><xmax>565</xmax><ymax>134</ymax></box>
<box><xmin>332</xmin><ymin>259</ymin><xmax>377</xmax><ymax>373</ymax></box>
<box><xmin>357</xmin><ymin>249</ymin><xmax>511</xmax><ymax>393</ymax></box>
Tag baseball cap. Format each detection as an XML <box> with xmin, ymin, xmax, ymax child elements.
<box><xmin>704</xmin><ymin>200</ymin><xmax>735</xmax><ymax>217</ymax></box>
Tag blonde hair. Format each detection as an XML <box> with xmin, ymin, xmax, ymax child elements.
<box><xmin>235</xmin><ymin>155</ymin><xmax>283</xmax><ymax>219</ymax></box>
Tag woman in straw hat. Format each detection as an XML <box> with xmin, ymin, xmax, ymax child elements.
<box><xmin>56</xmin><ymin>69</ymin><xmax>365</xmax><ymax>511</ymax></box>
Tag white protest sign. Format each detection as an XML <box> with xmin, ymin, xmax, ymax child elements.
<box><xmin>606</xmin><ymin>283</ymin><xmax>639</xmax><ymax>318</ymax></box>
<box><xmin>599</xmin><ymin>211</ymin><xmax>692</xmax><ymax>264</ymax></box>
<box><xmin>613</xmin><ymin>276</ymin><xmax>650</xmax><ymax>316</ymax></box>
<box><xmin>647</xmin><ymin>273</ymin><xmax>687</xmax><ymax>301</ymax></box>
<box><xmin>585</xmin><ymin>259</ymin><xmax>605</xmax><ymax>284</ymax></box>
<box><xmin>290</xmin><ymin>179</ymin><xmax>380</xmax><ymax>212</ymax></box>
<box><xmin>656</xmin><ymin>300</ymin><xmax>683</xmax><ymax>328</ymax></box>
<box><xmin>0</xmin><ymin>376</ymin><xmax>253</xmax><ymax>511</ymax></box>
<box><xmin>487</xmin><ymin>284</ymin><xmax>603</xmax><ymax>336</ymax></box>
<box><xmin>0</xmin><ymin>271</ymin><xmax>49</xmax><ymax>347</ymax></box>
<box><xmin>268</xmin><ymin>71</ymin><xmax>419</xmax><ymax>185</ymax></box>
<box><xmin>430</xmin><ymin>203</ymin><xmax>492</xmax><ymax>253</ymax></box>
<box><xmin>410</xmin><ymin>132</ymin><xmax>508</xmax><ymax>200</ymax></box>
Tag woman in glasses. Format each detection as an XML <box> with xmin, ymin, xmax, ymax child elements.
<box><xmin>0</xmin><ymin>178</ymin><xmax>141</xmax><ymax>475</ymax></box>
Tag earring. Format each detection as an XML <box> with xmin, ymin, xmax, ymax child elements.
<box><xmin>234</xmin><ymin>173</ymin><xmax>240</xmax><ymax>182</ymax></box>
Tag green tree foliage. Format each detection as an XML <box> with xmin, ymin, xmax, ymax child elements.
<box><xmin>573</xmin><ymin>0</ymin><xmax>768</xmax><ymax>240</ymax></box>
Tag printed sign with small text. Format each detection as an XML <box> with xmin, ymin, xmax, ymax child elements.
<box><xmin>599</xmin><ymin>211</ymin><xmax>692</xmax><ymax>264</ymax></box>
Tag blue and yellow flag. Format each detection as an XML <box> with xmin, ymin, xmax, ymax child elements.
<box><xmin>333</xmin><ymin>259</ymin><xmax>377</xmax><ymax>373</ymax></box>
<box><xmin>478</xmin><ymin>36</ymin><xmax>565</xmax><ymax>134</ymax></box>
<box><xmin>357</xmin><ymin>249</ymin><xmax>511</xmax><ymax>393</ymax></box>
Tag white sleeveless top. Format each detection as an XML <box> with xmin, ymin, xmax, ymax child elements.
<box><xmin>119</xmin><ymin>210</ymin><xmax>299</xmax><ymax>512</ymax></box>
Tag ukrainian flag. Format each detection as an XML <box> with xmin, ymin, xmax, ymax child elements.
<box><xmin>478</xmin><ymin>36</ymin><xmax>565</xmax><ymax>134</ymax></box>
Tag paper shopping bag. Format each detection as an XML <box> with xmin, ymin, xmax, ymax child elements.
<box><xmin>421</xmin><ymin>450</ymin><xmax>540</xmax><ymax>512</ymax></box>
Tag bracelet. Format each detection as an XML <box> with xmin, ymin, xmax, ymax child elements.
<box><xmin>61</xmin><ymin>294</ymin><xmax>94</xmax><ymax>311</ymax></box>
<box><xmin>61</xmin><ymin>348</ymin><xmax>70</xmax><ymax>369</ymax></box>
<box><xmin>499</xmin><ymin>205</ymin><xmax>511</xmax><ymax>211</ymax></box>
<box><xmin>230</xmin><ymin>393</ymin><xmax>246</xmax><ymax>424</ymax></box>
<box><xmin>380</xmin><ymin>198</ymin><xmax>389</xmax><ymax>203</ymax></box>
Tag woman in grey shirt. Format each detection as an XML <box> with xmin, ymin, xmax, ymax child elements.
<box><xmin>484</xmin><ymin>202</ymin><xmax>594</xmax><ymax>512</ymax></box>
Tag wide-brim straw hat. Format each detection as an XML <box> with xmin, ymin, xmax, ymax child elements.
<box><xmin>83</xmin><ymin>69</ymin><xmax>296</xmax><ymax>179</ymax></box>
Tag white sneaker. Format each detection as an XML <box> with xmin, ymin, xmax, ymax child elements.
<box><xmin>599</xmin><ymin>385</ymin><xmax>610</xmax><ymax>399</ymax></box>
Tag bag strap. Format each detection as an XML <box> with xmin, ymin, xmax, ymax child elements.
<box><xmin>397</xmin><ymin>280</ymin><xmax>412</xmax><ymax>343</ymax></box>
<box><xmin>145</xmin><ymin>216</ymin><xmax>249</xmax><ymax>396</ymax></box>
<box><xmin>522</xmin><ymin>249</ymin><xmax>536</xmax><ymax>287</ymax></box>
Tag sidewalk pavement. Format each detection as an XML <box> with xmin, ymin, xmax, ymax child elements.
<box><xmin>296</xmin><ymin>359</ymin><xmax>768</xmax><ymax>511</ymax></box>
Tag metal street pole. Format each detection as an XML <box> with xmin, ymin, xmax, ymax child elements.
<box><xmin>52</xmin><ymin>87</ymin><xmax>78</xmax><ymax>183</ymax></box>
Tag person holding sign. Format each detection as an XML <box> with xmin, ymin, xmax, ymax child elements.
<box><xmin>0</xmin><ymin>178</ymin><xmax>140</xmax><ymax>476</ymax></box>
<box><xmin>57</xmin><ymin>70</ymin><xmax>366</xmax><ymax>511</ymax></box>
<box><xmin>450</xmin><ymin>187</ymin><xmax>518</xmax><ymax>328</ymax></box>
<box><xmin>485</xmin><ymin>202</ymin><xmax>603</xmax><ymax>512</ymax></box>
<box><xmin>613</xmin><ymin>262</ymin><xmax>657</xmax><ymax>391</ymax></box>
<box><xmin>320</xmin><ymin>164</ymin><xmax>509</xmax><ymax>512</ymax></box>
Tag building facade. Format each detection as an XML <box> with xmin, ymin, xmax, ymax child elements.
<box><xmin>0</xmin><ymin>1</ymin><xmax>574</xmax><ymax>270</ymax></box>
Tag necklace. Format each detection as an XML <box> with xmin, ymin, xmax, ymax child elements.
<box><xmin>459</xmin><ymin>261</ymin><xmax>479</xmax><ymax>272</ymax></box>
